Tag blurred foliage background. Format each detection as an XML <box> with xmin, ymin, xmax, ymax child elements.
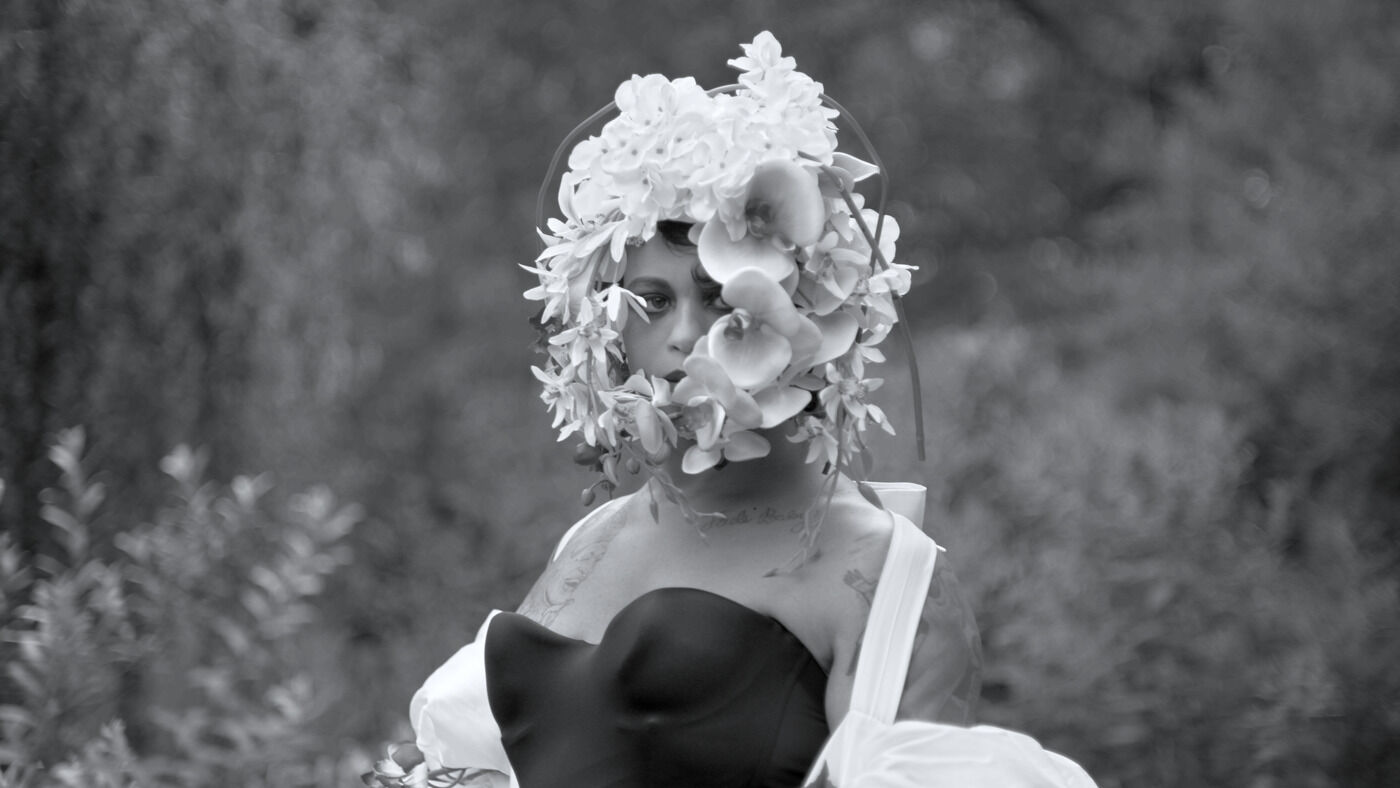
<box><xmin>2</xmin><ymin>0</ymin><xmax>1398</xmax><ymax>785</ymax></box>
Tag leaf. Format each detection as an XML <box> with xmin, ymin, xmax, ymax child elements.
<box><xmin>0</xmin><ymin>704</ymin><xmax>34</xmax><ymax>729</ymax></box>
<box><xmin>39</xmin><ymin>504</ymin><xmax>81</xmax><ymax>539</ymax></box>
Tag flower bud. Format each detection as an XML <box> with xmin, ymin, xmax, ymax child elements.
<box><xmin>391</xmin><ymin>743</ymin><xmax>424</xmax><ymax>771</ymax></box>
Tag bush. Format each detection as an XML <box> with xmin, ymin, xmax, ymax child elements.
<box><xmin>0</xmin><ymin>428</ymin><xmax>364</xmax><ymax>787</ymax></box>
<box><xmin>886</xmin><ymin>261</ymin><xmax>1400</xmax><ymax>786</ymax></box>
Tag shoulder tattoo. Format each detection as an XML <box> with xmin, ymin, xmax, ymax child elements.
<box><xmin>843</xmin><ymin>568</ymin><xmax>878</xmax><ymax>607</ymax></box>
<box><xmin>900</xmin><ymin>558</ymin><xmax>983</xmax><ymax>723</ymax></box>
<box><xmin>516</xmin><ymin>513</ymin><xmax>625</xmax><ymax>626</ymax></box>
<box><xmin>840</xmin><ymin>530</ymin><xmax>889</xmax><ymax>674</ymax></box>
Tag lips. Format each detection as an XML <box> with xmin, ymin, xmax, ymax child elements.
<box><xmin>663</xmin><ymin>371</ymin><xmax>685</xmax><ymax>383</ymax></box>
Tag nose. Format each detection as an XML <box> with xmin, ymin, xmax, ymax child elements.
<box><xmin>667</xmin><ymin>297</ymin><xmax>717</xmax><ymax>356</ymax></box>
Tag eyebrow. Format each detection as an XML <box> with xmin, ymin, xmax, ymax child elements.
<box><xmin>690</xmin><ymin>264</ymin><xmax>718</xmax><ymax>288</ymax></box>
<box><xmin>622</xmin><ymin>276</ymin><xmax>673</xmax><ymax>291</ymax></box>
<box><xmin>691</xmin><ymin>266</ymin><xmax>723</xmax><ymax>300</ymax></box>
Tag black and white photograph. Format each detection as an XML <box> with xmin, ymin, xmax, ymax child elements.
<box><xmin>2</xmin><ymin>2</ymin><xmax>1396</xmax><ymax>786</ymax></box>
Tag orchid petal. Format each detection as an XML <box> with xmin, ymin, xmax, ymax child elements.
<box><xmin>724</xmin><ymin>389</ymin><xmax>764</xmax><ymax>429</ymax></box>
<box><xmin>746</xmin><ymin>159</ymin><xmax>825</xmax><ymax>248</ymax></box>
<box><xmin>690</xmin><ymin>332</ymin><xmax>711</xmax><ymax>358</ymax></box>
<box><xmin>604</xmin><ymin>284</ymin><xmax>643</xmax><ymax>323</ymax></box>
<box><xmin>754</xmin><ymin>386</ymin><xmax>812</xmax><ymax>428</ymax></box>
<box><xmin>621</xmin><ymin>373</ymin><xmax>654</xmax><ymax>396</ymax></box>
<box><xmin>683</xmin><ymin>355</ymin><xmax>739</xmax><ymax>404</ymax></box>
<box><xmin>635</xmin><ymin>406</ymin><xmax>663</xmax><ymax>454</ymax></box>
<box><xmin>683</xmin><ymin>445</ymin><xmax>723</xmax><ymax>474</ymax></box>
<box><xmin>672</xmin><ymin>376</ymin><xmax>706</xmax><ymax>405</ymax></box>
<box><xmin>834</xmin><ymin>152</ymin><xmax>880</xmax><ymax>182</ymax></box>
<box><xmin>707</xmin><ymin>316</ymin><xmax>792</xmax><ymax>389</ymax></box>
<box><xmin>810</xmin><ymin>264</ymin><xmax>862</xmax><ymax>316</ymax></box>
<box><xmin>810</xmin><ymin>311</ymin><xmax>859</xmax><ymax>366</ymax></box>
<box><xmin>723</xmin><ymin>430</ymin><xmax>771</xmax><ymax>462</ymax></box>
<box><xmin>649</xmin><ymin>376</ymin><xmax>673</xmax><ymax>407</ymax></box>
<box><xmin>721</xmin><ymin>268</ymin><xmax>804</xmax><ymax>336</ymax></box>
<box><xmin>680</xmin><ymin>355</ymin><xmax>764</xmax><ymax>425</ymax></box>
<box><xmin>374</xmin><ymin>759</ymin><xmax>405</xmax><ymax>779</ymax></box>
<box><xmin>684</xmin><ymin>398</ymin><xmax>724</xmax><ymax>449</ymax></box>
<box><xmin>787</xmin><ymin>315</ymin><xmax>822</xmax><ymax>364</ymax></box>
<box><xmin>697</xmin><ymin>220</ymin><xmax>797</xmax><ymax>284</ymax></box>
<box><xmin>778</xmin><ymin>266</ymin><xmax>801</xmax><ymax>296</ymax></box>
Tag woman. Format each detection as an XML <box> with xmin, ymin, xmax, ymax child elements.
<box><xmin>377</xmin><ymin>32</ymin><xmax>1084</xmax><ymax>788</ymax></box>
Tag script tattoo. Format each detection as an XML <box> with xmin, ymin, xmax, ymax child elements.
<box><xmin>756</xmin><ymin>506</ymin><xmax>804</xmax><ymax>524</ymax></box>
<box><xmin>516</xmin><ymin>513</ymin><xmax>625</xmax><ymax>627</ymax></box>
<box><xmin>700</xmin><ymin>506</ymin><xmax>805</xmax><ymax>531</ymax></box>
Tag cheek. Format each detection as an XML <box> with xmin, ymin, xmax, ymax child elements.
<box><xmin>619</xmin><ymin>319</ymin><xmax>653</xmax><ymax>368</ymax></box>
<box><xmin>620</xmin><ymin>318</ymin><xmax>639</xmax><ymax>355</ymax></box>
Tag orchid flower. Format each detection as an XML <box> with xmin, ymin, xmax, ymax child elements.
<box><xmin>671</xmin><ymin>351</ymin><xmax>807</xmax><ymax>474</ymax></box>
<box><xmin>707</xmin><ymin>268</ymin><xmax>818</xmax><ymax>386</ymax></box>
<box><xmin>795</xmin><ymin>248</ymin><xmax>862</xmax><ymax>316</ymax></box>
<box><xmin>548</xmin><ymin>300</ymin><xmax>620</xmax><ymax>385</ymax></box>
<box><xmin>618</xmin><ymin>374</ymin><xmax>678</xmax><ymax>455</ymax></box>
<box><xmin>368</xmin><ymin>743</ymin><xmax>430</xmax><ymax>788</ymax></box>
<box><xmin>706</xmin><ymin>309</ymin><xmax>792</xmax><ymax>388</ymax></box>
<box><xmin>673</xmin><ymin>352</ymin><xmax>762</xmax><ymax>428</ymax></box>
<box><xmin>696</xmin><ymin>158</ymin><xmax>826</xmax><ymax>284</ymax></box>
<box><xmin>682</xmin><ymin>426</ymin><xmax>772</xmax><ymax>474</ymax></box>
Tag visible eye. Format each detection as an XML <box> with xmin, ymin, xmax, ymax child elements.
<box><xmin>704</xmin><ymin>290</ymin><xmax>731</xmax><ymax>313</ymax></box>
<box><xmin>640</xmin><ymin>293</ymin><xmax>672</xmax><ymax>314</ymax></box>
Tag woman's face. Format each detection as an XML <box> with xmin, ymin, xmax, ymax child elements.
<box><xmin>620</xmin><ymin>236</ymin><xmax>730</xmax><ymax>381</ymax></box>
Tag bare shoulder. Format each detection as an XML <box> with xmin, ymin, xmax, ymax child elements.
<box><xmin>813</xmin><ymin>488</ymin><xmax>983</xmax><ymax>724</ymax></box>
<box><xmin>821</xmin><ymin>487</ymin><xmax>897</xmax><ymax>605</ymax></box>
<box><xmin>805</xmin><ymin>489</ymin><xmax>895</xmax><ymax>670</ymax></box>
<box><xmin>894</xmin><ymin>538</ymin><xmax>983</xmax><ymax>723</ymax></box>
<box><xmin>514</xmin><ymin>493</ymin><xmax>638</xmax><ymax>627</ymax></box>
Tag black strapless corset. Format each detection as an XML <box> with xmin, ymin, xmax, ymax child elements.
<box><xmin>484</xmin><ymin>587</ymin><xmax>829</xmax><ymax>788</ymax></box>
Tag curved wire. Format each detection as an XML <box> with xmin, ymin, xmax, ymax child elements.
<box><xmin>535</xmin><ymin>99</ymin><xmax>622</xmax><ymax>248</ymax></box>
<box><xmin>817</xmin><ymin>94</ymin><xmax>925</xmax><ymax>461</ymax></box>
<box><xmin>817</xmin><ymin>93</ymin><xmax>888</xmax><ymax>247</ymax></box>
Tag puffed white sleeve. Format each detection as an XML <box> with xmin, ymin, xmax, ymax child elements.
<box><xmin>409</xmin><ymin>611</ymin><xmax>514</xmax><ymax>777</ymax></box>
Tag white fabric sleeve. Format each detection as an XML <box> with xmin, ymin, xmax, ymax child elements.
<box><xmin>410</xmin><ymin>611</ymin><xmax>513</xmax><ymax>776</ymax></box>
<box><xmin>861</xmin><ymin>481</ymin><xmax>927</xmax><ymax>527</ymax></box>
<box><xmin>806</xmin><ymin>481</ymin><xmax>1098</xmax><ymax>787</ymax></box>
<box><xmin>409</xmin><ymin>502</ymin><xmax>620</xmax><ymax>778</ymax></box>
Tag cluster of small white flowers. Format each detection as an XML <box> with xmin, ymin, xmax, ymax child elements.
<box><xmin>525</xmin><ymin>32</ymin><xmax>915</xmax><ymax>487</ymax></box>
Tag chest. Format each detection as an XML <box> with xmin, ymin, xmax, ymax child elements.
<box><xmin>542</xmin><ymin>506</ymin><xmax>869</xmax><ymax>677</ymax></box>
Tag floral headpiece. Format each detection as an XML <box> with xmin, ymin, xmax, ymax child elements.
<box><xmin>526</xmin><ymin>32</ymin><xmax>922</xmax><ymax>509</ymax></box>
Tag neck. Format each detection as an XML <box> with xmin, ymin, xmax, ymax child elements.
<box><xmin>649</xmin><ymin>425</ymin><xmax>832</xmax><ymax>517</ymax></box>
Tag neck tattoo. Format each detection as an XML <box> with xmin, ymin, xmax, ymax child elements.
<box><xmin>698</xmin><ymin>506</ymin><xmax>807</xmax><ymax>530</ymax></box>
